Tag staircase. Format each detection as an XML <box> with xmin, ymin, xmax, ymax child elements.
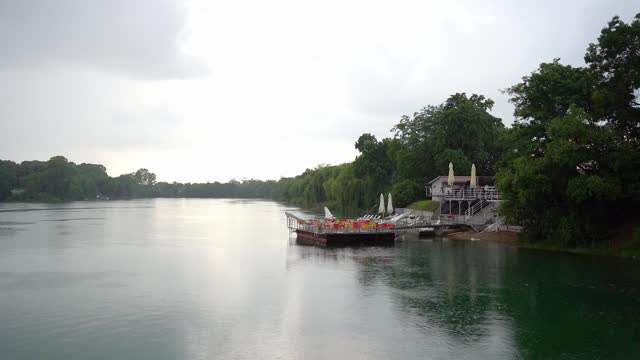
<box><xmin>464</xmin><ymin>199</ymin><xmax>488</xmax><ymax>220</ymax></box>
<box><xmin>481</xmin><ymin>216</ymin><xmax>505</xmax><ymax>232</ymax></box>
<box><xmin>430</xmin><ymin>204</ymin><xmax>441</xmax><ymax>221</ymax></box>
<box><xmin>432</xmin><ymin>199</ymin><xmax>500</xmax><ymax>226</ymax></box>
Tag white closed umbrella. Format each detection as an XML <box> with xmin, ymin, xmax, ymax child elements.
<box><xmin>324</xmin><ymin>206</ymin><xmax>335</xmax><ymax>220</ymax></box>
<box><xmin>387</xmin><ymin>193</ymin><xmax>394</xmax><ymax>214</ymax></box>
<box><xmin>448</xmin><ymin>162</ymin><xmax>455</xmax><ymax>186</ymax></box>
<box><xmin>378</xmin><ymin>193</ymin><xmax>385</xmax><ymax>215</ymax></box>
<box><xmin>470</xmin><ymin>163</ymin><xmax>477</xmax><ymax>188</ymax></box>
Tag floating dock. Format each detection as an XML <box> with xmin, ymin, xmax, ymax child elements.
<box><xmin>285</xmin><ymin>212</ymin><xmax>396</xmax><ymax>247</ymax></box>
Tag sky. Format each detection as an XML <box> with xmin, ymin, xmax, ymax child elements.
<box><xmin>0</xmin><ymin>0</ymin><xmax>637</xmax><ymax>182</ymax></box>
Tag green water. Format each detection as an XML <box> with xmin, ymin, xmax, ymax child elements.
<box><xmin>0</xmin><ymin>199</ymin><xmax>638</xmax><ymax>359</ymax></box>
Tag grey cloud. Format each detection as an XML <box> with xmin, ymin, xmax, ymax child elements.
<box><xmin>0</xmin><ymin>0</ymin><xmax>207</xmax><ymax>79</ymax></box>
<box><xmin>348</xmin><ymin>0</ymin><xmax>638</xmax><ymax>126</ymax></box>
<box><xmin>0</xmin><ymin>68</ymin><xmax>186</xmax><ymax>161</ymax></box>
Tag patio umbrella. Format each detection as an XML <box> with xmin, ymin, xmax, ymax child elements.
<box><xmin>387</xmin><ymin>193</ymin><xmax>394</xmax><ymax>214</ymax></box>
<box><xmin>324</xmin><ymin>206</ymin><xmax>335</xmax><ymax>220</ymax></box>
<box><xmin>378</xmin><ymin>193</ymin><xmax>385</xmax><ymax>215</ymax></box>
<box><xmin>470</xmin><ymin>163</ymin><xmax>477</xmax><ymax>188</ymax></box>
<box><xmin>448</xmin><ymin>162</ymin><xmax>455</xmax><ymax>186</ymax></box>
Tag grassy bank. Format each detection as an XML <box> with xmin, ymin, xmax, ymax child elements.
<box><xmin>517</xmin><ymin>241</ymin><xmax>640</xmax><ymax>260</ymax></box>
<box><xmin>406</xmin><ymin>200</ymin><xmax>436</xmax><ymax>211</ymax></box>
<box><xmin>448</xmin><ymin>231</ymin><xmax>518</xmax><ymax>242</ymax></box>
<box><xmin>447</xmin><ymin>225</ymin><xmax>640</xmax><ymax>261</ymax></box>
<box><xmin>517</xmin><ymin>224</ymin><xmax>640</xmax><ymax>260</ymax></box>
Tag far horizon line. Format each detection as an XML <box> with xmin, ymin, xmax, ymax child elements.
<box><xmin>0</xmin><ymin>155</ymin><xmax>350</xmax><ymax>184</ymax></box>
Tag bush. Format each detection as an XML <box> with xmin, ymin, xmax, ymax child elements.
<box><xmin>391</xmin><ymin>179</ymin><xmax>423</xmax><ymax>208</ymax></box>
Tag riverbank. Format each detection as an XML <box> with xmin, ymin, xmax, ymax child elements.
<box><xmin>447</xmin><ymin>230</ymin><xmax>640</xmax><ymax>260</ymax></box>
<box><xmin>447</xmin><ymin>231</ymin><xmax>518</xmax><ymax>242</ymax></box>
<box><xmin>517</xmin><ymin>241</ymin><xmax>640</xmax><ymax>260</ymax></box>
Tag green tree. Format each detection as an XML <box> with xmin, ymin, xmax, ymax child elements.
<box><xmin>133</xmin><ymin>168</ymin><xmax>157</xmax><ymax>186</ymax></box>
<box><xmin>0</xmin><ymin>160</ymin><xmax>19</xmax><ymax>200</ymax></box>
<box><xmin>498</xmin><ymin>14</ymin><xmax>640</xmax><ymax>245</ymax></box>
<box><xmin>390</xmin><ymin>179</ymin><xmax>422</xmax><ymax>208</ymax></box>
<box><xmin>392</xmin><ymin>93</ymin><xmax>505</xmax><ymax>181</ymax></box>
<box><xmin>353</xmin><ymin>134</ymin><xmax>395</xmax><ymax>208</ymax></box>
<box><xmin>585</xmin><ymin>14</ymin><xmax>640</xmax><ymax>142</ymax></box>
<box><xmin>21</xmin><ymin>156</ymin><xmax>79</xmax><ymax>200</ymax></box>
<box><xmin>0</xmin><ymin>173</ymin><xmax>11</xmax><ymax>200</ymax></box>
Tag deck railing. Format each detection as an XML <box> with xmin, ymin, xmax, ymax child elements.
<box><xmin>427</xmin><ymin>187</ymin><xmax>501</xmax><ymax>201</ymax></box>
<box><xmin>285</xmin><ymin>213</ymin><xmax>396</xmax><ymax>235</ymax></box>
<box><xmin>464</xmin><ymin>199</ymin><xmax>489</xmax><ymax>220</ymax></box>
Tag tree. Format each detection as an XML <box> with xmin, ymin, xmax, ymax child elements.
<box><xmin>585</xmin><ymin>13</ymin><xmax>640</xmax><ymax>201</ymax></box>
<box><xmin>0</xmin><ymin>173</ymin><xmax>11</xmax><ymax>200</ymax></box>
<box><xmin>390</xmin><ymin>179</ymin><xmax>422</xmax><ymax>208</ymax></box>
<box><xmin>392</xmin><ymin>93</ymin><xmax>505</xmax><ymax>181</ymax></box>
<box><xmin>133</xmin><ymin>168</ymin><xmax>157</xmax><ymax>186</ymax></box>
<box><xmin>0</xmin><ymin>160</ymin><xmax>18</xmax><ymax>200</ymax></box>
<box><xmin>498</xmin><ymin>109</ymin><xmax>618</xmax><ymax>244</ymax></box>
<box><xmin>353</xmin><ymin>134</ymin><xmax>395</xmax><ymax>208</ymax></box>
<box><xmin>21</xmin><ymin>156</ymin><xmax>78</xmax><ymax>200</ymax></box>
<box><xmin>497</xmin><ymin>14</ymin><xmax>640</xmax><ymax>245</ymax></box>
<box><xmin>585</xmin><ymin>13</ymin><xmax>640</xmax><ymax>141</ymax></box>
<box><xmin>112</xmin><ymin>174</ymin><xmax>137</xmax><ymax>198</ymax></box>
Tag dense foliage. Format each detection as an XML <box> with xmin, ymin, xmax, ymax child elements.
<box><xmin>0</xmin><ymin>157</ymin><xmax>276</xmax><ymax>202</ymax></box>
<box><xmin>2</xmin><ymin>14</ymin><xmax>638</xmax><ymax>247</ymax></box>
<box><xmin>271</xmin><ymin>92</ymin><xmax>504</xmax><ymax>214</ymax></box>
<box><xmin>497</xmin><ymin>14</ymin><xmax>640</xmax><ymax>245</ymax></box>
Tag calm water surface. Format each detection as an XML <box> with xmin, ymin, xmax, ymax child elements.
<box><xmin>0</xmin><ymin>199</ymin><xmax>639</xmax><ymax>359</ymax></box>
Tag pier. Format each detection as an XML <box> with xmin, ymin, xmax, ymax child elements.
<box><xmin>285</xmin><ymin>212</ymin><xmax>396</xmax><ymax>246</ymax></box>
<box><xmin>285</xmin><ymin>211</ymin><xmax>474</xmax><ymax>246</ymax></box>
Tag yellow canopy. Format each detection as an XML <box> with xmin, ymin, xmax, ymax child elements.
<box><xmin>448</xmin><ymin>162</ymin><xmax>454</xmax><ymax>186</ymax></box>
<box><xmin>470</xmin><ymin>163</ymin><xmax>477</xmax><ymax>188</ymax></box>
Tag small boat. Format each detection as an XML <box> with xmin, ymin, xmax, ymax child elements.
<box><xmin>416</xmin><ymin>227</ymin><xmax>435</xmax><ymax>238</ymax></box>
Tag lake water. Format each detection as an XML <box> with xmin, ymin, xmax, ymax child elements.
<box><xmin>0</xmin><ymin>199</ymin><xmax>639</xmax><ymax>359</ymax></box>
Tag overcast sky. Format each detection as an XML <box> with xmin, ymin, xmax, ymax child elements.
<box><xmin>0</xmin><ymin>0</ymin><xmax>637</xmax><ymax>182</ymax></box>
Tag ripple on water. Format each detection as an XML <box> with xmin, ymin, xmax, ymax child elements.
<box><xmin>0</xmin><ymin>227</ymin><xmax>26</xmax><ymax>237</ymax></box>
<box><xmin>0</xmin><ymin>221</ymin><xmax>36</xmax><ymax>225</ymax></box>
<box><xmin>0</xmin><ymin>271</ymin><xmax>113</xmax><ymax>290</ymax></box>
<box><xmin>42</xmin><ymin>217</ymin><xmax>105</xmax><ymax>222</ymax></box>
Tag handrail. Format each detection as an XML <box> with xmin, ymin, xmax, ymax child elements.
<box><xmin>481</xmin><ymin>216</ymin><xmax>505</xmax><ymax>233</ymax></box>
<box><xmin>431</xmin><ymin>204</ymin><xmax>441</xmax><ymax>220</ymax></box>
<box><xmin>464</xmin><ymin>199</ymin><xmax>487</xmax><ymax>219</ymax></box>
<box><xmin>285</xmin><ymin>213</ymin><xmax>396</xmax><ymax>234</ymax></box>
<box><xmin>428</xmin><ymin>187</ymin><xmax>501</xmax><ymax>201</ymax></box>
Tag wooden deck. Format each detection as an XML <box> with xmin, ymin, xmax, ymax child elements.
<box><xmin>285</xmin><ymin>209</ymin><xmax>503</xmax><ymax>246</ymax></box>
<box><xmin>295</xmin><ymin>230</ymin><xmax>396</xmax><ymax>247</ymax></box>
<box><xmin>286</xmin><ymin>212</ymin><xmax>397</xmax><ymax>247</ymax></box>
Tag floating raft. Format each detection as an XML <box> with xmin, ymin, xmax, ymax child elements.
<box><xmin>285</xmin><ymin>212</ymin><xmax>396</xmax><ymax>247</ymax></box>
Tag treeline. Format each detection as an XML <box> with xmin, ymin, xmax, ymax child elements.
<box><xmin>0</xmin><ymin>157</ymin><xmax>277</xmax><ymax>202</ymax></box>
<box><xmin>276</xmin><ymin>14</ymin><xmax>640</xmax><ymax>246</ymax></box>
<box><xmin>1</xmin><ymin>14</ymin><xmax>638</xmax><ymax>247</ymax></box>
<box><xmin>0</xmin><ymin>90</ymin><xmax>505</xmax><ymax>211</ymax></box>
<box><xmin>273</xmin><ymin>93</ymin><xmax>505</xmax><ymax>214</ymax></box>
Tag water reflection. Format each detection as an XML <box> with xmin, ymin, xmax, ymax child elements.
<box><xmin>285</xmin><ymin>238</ymin><xmax>518</xmax><ymax>357</ymax></box>
<box><xmin>287</xmin><ymin>237</ymin><xmax>640</xmax><ymax>359</ymax></box>
<box><xmin>1</xmin><ymin>200</ymin><xmax>639</xmax><ymax>359</ymax></box>
<box><xmin>497</xmin><ymin>251</ymin><xmax>640</xmax><ymax>358</ymax></box>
